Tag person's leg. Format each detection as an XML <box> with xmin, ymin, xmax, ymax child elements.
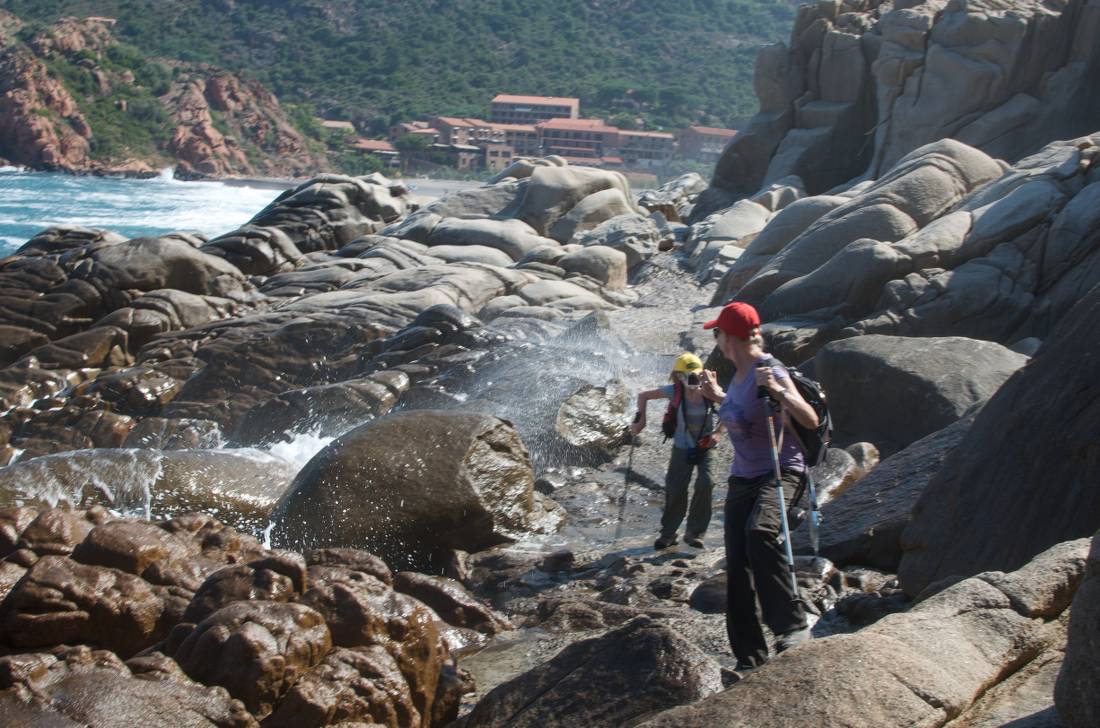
<box><xmin>745</xmin><ymin>470</ymin><xmax>807</xmax><ymax>637</ymax></box>
<box><xmin>725</xmin><ymin>474</ymin><xmax>770</xmax><ymax>667</ymax></box>
<box><xmin>685</xmin><ymin>448</ymin><xmax>716</xmax><ymax>538</ymax></box>
<box><xmin>660</xmin><ymin>447</ymin><xmax>691</xmax><ymax>541</ymax></box>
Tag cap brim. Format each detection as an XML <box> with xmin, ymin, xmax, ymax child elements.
<box><xmin>702</xmin><ymin>319</ymin><xmax>718</xmax><ymax>329</ymax></box>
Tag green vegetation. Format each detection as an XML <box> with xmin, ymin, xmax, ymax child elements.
<box><xmin>39</xmin><ymin>40</ymin><xmax>174</xmax><ymax>161</ymax></box>
<box><xmin>4</xmin><ymin>0</ymin><xmax>795</xmax><ymax>132</ymax></box>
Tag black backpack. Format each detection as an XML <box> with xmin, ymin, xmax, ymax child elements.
<box><xmin>763</xmin><ymin>356</ymin><xmax>832</xmax><ymax>467</ymax></box>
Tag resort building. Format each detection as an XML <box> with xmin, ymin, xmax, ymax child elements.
<box><xmin>536</xmin><ymin>118</ymin><xmax>621</xmax><ymax>163</ymax></box>
<box><xmin>490</xmin><ymin>95</ymin><xmax>580</xmax><ymax>125</ymax></box>
<box><xmin>352</xmin><ymin>138</ymin><xmax>401</xmax><ymax>168</ymax></box>
<box><xmin>678</xmin><ymin>125</ymin><xmax>738</xmax><ymax>164</ymax></box>
<box><xmin>618</xmin><ymin>130</ymin><xmax>677</xmax><ymax>169</ymax></box>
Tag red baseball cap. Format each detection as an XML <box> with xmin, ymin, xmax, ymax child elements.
<box><xmin>703</xmin><ymin>302</ymin><xmax>761</xmax><ymax>339</ymax></box>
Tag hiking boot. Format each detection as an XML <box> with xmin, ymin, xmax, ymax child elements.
<box><xmin>654</xmin><ymin>535</ymin><xmax>678</xmax><ymax>550</ymax></box>
<box><xmin>775</xmin><ymin>625</ymin><xmax>812</xmax><ymax>653</ymax></box>
<box><xmin>684</xmin><ymin>533</ymin><xmax>704</xmax><ymax>548</ymax></box>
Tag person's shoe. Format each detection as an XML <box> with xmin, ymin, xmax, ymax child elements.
<box><xmin>775</xmin><ymin>625</ymin><xmax>812</xmax><ymax>653</ymax></box>
<box><xmin>654</xmin><ymin>535</ymin><xmax>678</xmax><ymax>549</ymax></box>
<box><xmin>683</xmin><ymin>533</ymin><xmax>704</xmax><ymax>548</ymax></box>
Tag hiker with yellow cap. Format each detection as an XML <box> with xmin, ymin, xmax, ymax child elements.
<box><xmin>631</xmin><ymin>352</ymin><xmax>721</xmax><ymax>549</ymax></box>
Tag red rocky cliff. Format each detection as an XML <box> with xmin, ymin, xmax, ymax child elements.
<box><xmin>0</xmin><ymin>12</ymin><xmax>327</xmax><ymax>179</ymax></box>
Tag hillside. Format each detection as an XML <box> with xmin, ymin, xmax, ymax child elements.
<box><xmin>3</xmin><ymin>0</ymin><xmax>796</xmax><ymax>133</ymax></box>
<box><xmin>0</xmin><ymin>12</ymin><xmax>328</xmax><ymax>177</ymax></box>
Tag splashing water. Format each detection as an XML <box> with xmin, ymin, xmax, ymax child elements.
<box><xmin>0</xmin><ymin>168</ymin><xmax>285</xmax><ymax>256</ymax></box>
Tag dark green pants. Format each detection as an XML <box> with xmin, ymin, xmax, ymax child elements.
<box><xmin>660</xmin><ymin>446</ymin><xmax>716</xmax><ymax>539</ymax></box>
<box><xmin>724</xmin><ymin>469</ymin><xmax>807</xmax><ymax>667</ymax></box>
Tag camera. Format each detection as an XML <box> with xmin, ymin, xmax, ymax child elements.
<box><xmin>685</xmin><ymin>372</ymin><xmax>700</xmax><ymax>387</ymax></box>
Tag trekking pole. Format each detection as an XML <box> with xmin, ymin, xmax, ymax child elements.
<box><xmin>806</xmin><ymin>473</ymin><xmax>821</xmax><ymax>557</ymax></box>
<box><xmin>614</xmin><ymin>437</ymin><xmax>636</xmax><ymax>540</ymax></box>
<box><xmin>761</xmin><ymin>393</ymin><xmax>800</xmax><ymax>597</ymax></box>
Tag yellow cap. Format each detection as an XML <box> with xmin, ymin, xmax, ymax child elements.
<box><xmin>672</xmin><ymin>352</ymin><xmax>703</xmax><ymax>374</ymax></box>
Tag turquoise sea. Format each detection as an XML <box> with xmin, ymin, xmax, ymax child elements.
<box><xmin>0</xmin><ymin>167</ymin><xmax>286</xmax><ymax>258</ymax></box>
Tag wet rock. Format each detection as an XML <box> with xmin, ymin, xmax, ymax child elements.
<box><xmin>263</xmin><ymin>646</ymin><xmax>423</xmax><ymax>728</ymax></box>
<box><xmin>170</xmin><ymin>600</ymin><xmax>331</xmax><ymax>718</ymax></box>
<box><xmin>0</xmin><ymin>645</ymin><xmax>256</xmax><ymax>727</ymax></box>
<box><xmin>181</xmin><ymin>562</ymin><xmax>300</xmax><ymax>624</ymax></box>
<box><xmin>16</xmin><ymin>508</ymin><xmax>107</xmax><ymax>557</ymax></box>
<box><xmin>272</xmin><ymin>410</ymin><xmax>550</xmax><ymax>572</ymax></box>
<box><xmin>453</xmin><ymin>616</ymin><xmax>722</xmax><ymax>728</ymax></box>
<box><xmin>306</xmin><ymin>547</ymin><xmax>393</xmax><ymax>585</ymax></box>
<box><xmin>231</xmin><ymin>371</ymin><xmax>405</xmax><ymax>445</ymax></box>
<box><xmin>88</xmin><ymin>366</ymin><xmax>182</xmax><ymax>417</ymax></box>
<box><xmin>0</xmin><ymin>449</ymin><xmax>297</xmax><ymax>535</ymax></box>
<box><xmin>0</xmin><ymin>330</ymin><xmax>63</xmax><ymax>370</ymax></box>
<box><xmin>123</xmin><ymin>416</ymin><xmax>222</xmax><ymax>449</ymax></box>
<box><xmin>295</xmin><ymin>565</ymin><xmax>446</xmax><ymax>725</ymax></box>
<box><xmin>899</xmin><ymin>285</ymin><xmax>1100</xmax><ymax>596</ymax></box>
<box><xmin>0</xmin><ymin>555</ymin><xmax>171</xmax><ymax>656</ymax></box>
<box><xmin>0</xmin><ymin>506</ymin><xmax>38</xmax><ymax>557</ymax></box>
<box><xmin>394</xmin><ymin>571</ymin><xmax>512</xmax><ymax>635</ymax></box>
<box><xmin>160</xmin><ymin>513</ymin><xmax>267</xmax><ymax>566</ymax></box>
<box><xmin>70</xmin><ymin>518</ymin><xmax>211</xmax><ymax>591</ymax></box>
<box><xmin>815</xmin><ymin>335</ymin><xmax>1025</xmax><ymax>455</ymax></box>
<box><xmin>554</xmin><ymin>381</ymin><xmax>630</xmax><ymax>451</ymax></box>
<box><xmin>1055</xmin><ymin>529</ymin><xmax>1100</xmax><ymax>728</ymax></box>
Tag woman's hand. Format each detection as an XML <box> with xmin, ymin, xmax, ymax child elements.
<box><xmin>754</xmin><ymin>364</ymin><xmax>785</xmax><ymax>397</ymax></box>
<box><xmin>700</xmin><ymin>369</ymin><xmax>724</xmax><ymax>401</ymax></box>
<box><xmin>630</xmin><ymin>412</ymin><xmax>645</xmax><ymax>436</ymax></box>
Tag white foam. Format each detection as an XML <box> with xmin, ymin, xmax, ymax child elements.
<box><xmin>261</xmin><ymin>429</ymin><xmax>336</xmax><ymax>468</ymax></box>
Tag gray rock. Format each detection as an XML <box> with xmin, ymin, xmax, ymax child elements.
<box><xmin>515</xmin><ymin>165</ymin><xmax>637</xmax><ymax>236</ymax></box>
<box><xmin>814</xmin><ymin>335</ymin><xmax>1026</xmax><ymax>454</ymax></box>
<box><xmin>1055</xmin><ymin>529</ymin><xmax>1100</xmax><ymax>728</ymax></box>
<box><xmin>898</xmin><ymin>284</ymin><xmax>1100</xmax><ymax>596</ymax></box>
<box><xmin>795</xmin><ymin>408</ymin><xmax>980</xmax><ymax>570</ymax></box>
<box><xmin>558</xmin><ymin>245</ymin><xmax>628</xmax><ymax>291</ymax></box>
<box><xmin>640</xmin><ymin>540</ymin><xmax>1086</xmax><ymax>727</ymax></box>
<box><xmin>453</xmin><ymin>616</ymin><xmax>723</xmax><ymax>728</ymax></box>
<box><xmin>577</xmin><ymin>212</ymin><xmax>662</xmax><ymax>269</ymax></box>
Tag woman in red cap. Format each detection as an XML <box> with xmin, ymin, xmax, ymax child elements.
<box><xmin>700</xmin><ymin>301</ymin><xmax>819</xmax><ymax>672</ymax></box>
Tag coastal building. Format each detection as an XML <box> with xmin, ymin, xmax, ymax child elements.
<box><xmin>482</xmin><ymin>141</ymin><xmax>515</xmax><ymax>172</ymax></box>
<box><xmin>430</xmin><ymin>117</ymin><xmax>505</xmax><ymax>147</ymax></box>
<box><xmin>537</xmin><ymin>118</ymin><xmax>620</xmax><ymax>162</ymax></box>
<box><xmin>352</xmin><ymin>138</ymin><xmax>401</xmax><ymax>169</ymax></box>
<box><xmin>678</xmin><ymin>125</ymin><xmax>737</xmax><ymax>164</ymax></box>
<box><xmin>618</xmin><ymin>130</ymin><xmax>676</xmax><ymax>170</ymax></box>
<box><xmin>490</xmin><ymin>95</ymin><xmax>580</xmax><ymax>125</ymax></box>
<box><xmin>388</xmin><ymin>121</ymin><xmax>440</xmax><ymax>144</ymax></box>
<box><xmin>491</xmin><ymin>123</ymin><xmax>540</xmax><ymax>158</ymax></box>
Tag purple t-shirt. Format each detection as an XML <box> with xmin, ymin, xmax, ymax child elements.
<box><xmin>718</xmin><ymin>358</ymin><xmax>806</xmax><ymax>478</ymax></box>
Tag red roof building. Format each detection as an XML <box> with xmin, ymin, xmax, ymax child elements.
<box><xmin>678</xmin><ymin>125</ymin><xmax>738</xmax><ymax>164</ymax></box>
<box><xmin>490</xmin><ymin>94</ymin><xmax>580</xmax><ymax>124</ymax></box>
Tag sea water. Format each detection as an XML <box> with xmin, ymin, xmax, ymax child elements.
<box><xmin>0</xmin><ymin>167</ymin><xmax>285</xmax><ymax>257</ymax></box>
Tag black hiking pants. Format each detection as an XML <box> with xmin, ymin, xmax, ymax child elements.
<box><xmin>724</xmin><ymin>469</ymin><xmax>807</xmax><ymax>667</ymax></box>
